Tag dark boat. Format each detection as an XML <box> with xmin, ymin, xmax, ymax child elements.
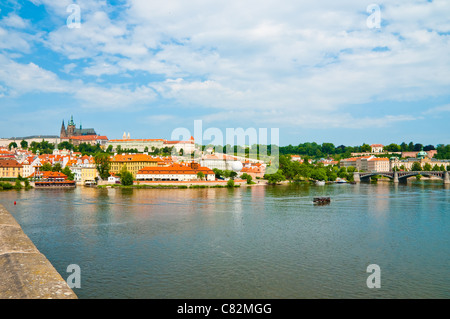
<box><xmin>313</xmin><ymin>197</ymin><xmax>331</xmax><ymax>204</ymax></box>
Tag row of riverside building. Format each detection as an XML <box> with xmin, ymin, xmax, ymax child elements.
<box><xmin>0</xmin><ymin>144</ymin><xmax>267</xmax><ymax>184</ymax></box>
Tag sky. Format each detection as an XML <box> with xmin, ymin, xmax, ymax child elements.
<box><xmin>0</xmin><ymin>0</ymin><xmax>449</xmax><ymax>146</ymax></box>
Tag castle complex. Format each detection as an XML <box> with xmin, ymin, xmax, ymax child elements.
<box><xmin>60</xmin><ymin>116</ymin><xmax>97</xmax><ymax>138</ymax></box>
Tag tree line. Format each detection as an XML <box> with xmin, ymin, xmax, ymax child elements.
<box><xmin>278</xmin><ymin>142</ymin><xmax>440</xmax><ymax>159</ymax></box>
<box><xmin>264</xmin><ymin>155</ymin><xmax>357</xmax><ymax>184</ymax></box>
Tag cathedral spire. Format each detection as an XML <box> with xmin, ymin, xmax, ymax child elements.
<box><xmin>60</xmin><ymin>119</ymin><xmax>67</xmax><ymax>138</ymax></box>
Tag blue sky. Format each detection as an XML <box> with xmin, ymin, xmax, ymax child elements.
<box><xmin>0</xmin><ymin>0</ymin><xmax>449</xmax><ymax>146</ymax></box>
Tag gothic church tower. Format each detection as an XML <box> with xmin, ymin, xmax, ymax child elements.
<box><xmin>60</xmin><ymin>120</ymin><xmax>67</xmax><ymax>138</ymax></box>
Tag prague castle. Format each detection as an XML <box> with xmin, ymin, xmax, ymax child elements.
<box><xmin>59</xmin><ymin>116</ymin><xmax>107</xmax><ymax>147</ymax></box>
<box><xmin>60</xmin><ymin>115</ymin><xmax>97</xmax><ymax>138</ymax></box>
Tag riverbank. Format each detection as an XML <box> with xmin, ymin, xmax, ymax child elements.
<box><xmin>0</xmin><ymin>204</ymin><xmax>77</xmax><ymax>299</ymax></box>
<box><xmin>97</xmin><ymin>179</ymin><xmax>251</xmax><ymax>189</ymax></box>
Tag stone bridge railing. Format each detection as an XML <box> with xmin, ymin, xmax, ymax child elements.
<box><xmin>353</xmin><ymin>171</ymin><xmax>450</xmax><ymax>184</ymax></box>
<box><xmin>0</xmin><ymin>204</ymin><xmax>77</xmax><ymax>299</ymax></box>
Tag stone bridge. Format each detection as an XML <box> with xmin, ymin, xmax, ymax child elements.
<box><xmin>353</xmin><ymin>171</ymin><xmax>450</xmax><ymax>184</ymax></box>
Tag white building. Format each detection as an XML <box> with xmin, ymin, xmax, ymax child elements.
<box><xmin>199</xmin><ymin>154</ymin><xmax>242</xmax><ymax>171</ymax></box>
<box><xmin>108</xmin><ymin>174</ymin><xmax>121</xmax><ymax>184</ymax></box>
<box><xmin>371</xmin><ymin>144</ymin><xmax>384</xmax><ymax>153</ymax></box>
<box><xmin>136</xmin><ymin>163</ymin><xmax>215</xmax><ymax>182</ymax></box>
<box><xmin>163</xmin><ymin>136</ymin><xmax>196</xmax><ymax>155</ymax></box>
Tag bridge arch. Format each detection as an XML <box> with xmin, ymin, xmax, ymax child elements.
<box><xmin>354</xmin><ymin>171</ymin><xmax>449</xmax><ymax>184</ymax></box>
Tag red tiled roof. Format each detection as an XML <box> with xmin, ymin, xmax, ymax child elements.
<box><xmin>109</xmin><ymin>139</ymin><xmax>165</xmax><ymax>142</ymax></box>
<box><xmin>138</xmin><ymin>163</ymin><xmax>214</xmax><ymax>175</ymax></box>
<box><xmin>0</xmin><ymin>159</ymin><xmax>23</xmax><ymax>168</ymax></box>
<box><xmin>113</xmin><ymin>154</ymin><xmax>165</xmax><ymax>163</ymax></box>
<box><xmin>30</xmin><ymin>171</ymin><xmax>67</xmax><ymax>179</ymax></box>
<box><xmin>65</xmin><ymin>135</ymin><xmax>108</xmax><ymax>141</ymax></box>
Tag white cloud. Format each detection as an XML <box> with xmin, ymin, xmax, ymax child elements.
<box><xmin>423</xmin><ymin>104</ymin><xmax>450</xmax><ymax>115</ymax></box>
<box><xmin>0</xmin><ymin>54</ymin><xmax>69</xmax><ymax>96</ymax></box>
<box><xmin>1</xmin><ymin>13</ymin><xmax>30</xmax><ymax>29</ymax></box>
<box><xmin>3</xmin><ymin>0</ymin><xmax>450</xmax><ymax>129</ymax></box>
<box><xmin>74</xmin><ymin>84</ymin><xmax>157</xmax><ymax>109</ymax></box>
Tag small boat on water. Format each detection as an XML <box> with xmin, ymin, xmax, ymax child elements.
<box><xmin>313</xmin><ymin>197</ymin><xmax>331</xmax><ymax>204</ymax></box>
<box><xmin>335</xmin><ymin>178</ymin><xmax>347</xmax><ymax>184</ymax></box>
<box><xmin>315</xmin><ymin>180</ymin><xmax>326</xmax><ymax>186</ymax></box>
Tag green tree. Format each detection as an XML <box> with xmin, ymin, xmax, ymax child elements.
<box><xmin>41</xmin><ymin>162</ymin><xmax>53</xmax><ymax>171</ymax></box>
<box><xmin>58</xmin><ymin>141</ymin><xmax>74</xmax><ymax>150</ymax></box>
<box><xmin>411</xmin><ymin>162</ymin><xmax>422</xmax><ymax>171</ymax></box>
<box><xmin>20</xmin><ymin>140</ymin><xmax>28</xmax><ymax>149</ymax></box>
<box><xmin>400</xmin><ymin>142</ymin><xmax>408</xmax><ymax>152</ymax></box>
<box><xmin>8</xmin><ymin>142</ymin><xmax>17</xmax><ymax>150</ymax></box>
<box><xmin>241</xmin><ymin>173</ymin><xmax>253</xmax><ymax>184</ymax></box>
<box><xmin>435</xmin><ymin>144</ymin><xmax>450</xmax><ymax>159</ymax></box>
<box><xmin>196</xmin><ymin>171</ymin><xmax>205</xmax><ymax>180</ymax></box>
<box><xmin>423</xmin><ymin>163</ymin><xmax>432</xmax><ymax>171</ymax></box>
<box><xmin>265</xmin><ymin>170</ymin><xmax>286</xmax><ymax>184</ymax></box>
<box><xmin>328</xmin><ymin>171</ymin><xmax>338</xmax><ymax>181</ymax></box>
<box><xmin>94</xmin><ymin>153</ymin><xmax>111</xmax><ymax>180</ymax></box>
<box><xmin>52</xmin><ymin>163</ymin><xmax>62</xmax><ymax>172</ymax></box>
<box><xmin>14</xmin><ymin>179</ymin><xmax>23</xmax><ymax>190</ymax></box>
<box><xmin>227</xmin><ymin>179</ymin><xmax>235</xmax><ymax>188</ymax></box>
<box><xmin>413</xmin><ymin>144</ymin><xmax>424</xmax><ymax>152</ymax></box>
<box><xmin>310</xmin><ymin>167</ymin><xmax>327</xmax><ymax>181</ymax></box>
<box><xmin>346</xmin><ymin>166</ymin><xmax>356</xmax><ymax>173</ymax></box>
<box><xmin>321</xmin><ymin>143</ymin><xmax>335</xmax><ymax>155</ymax></box>
<box><xmin>213</xmin><ymin>168</ymin><xmax>223</xmax><ymax>179</ymax></box>
<box><xmin>120</xmin><ymin>165</ymin><xmax>134</xmax><ymax>186</ymax></box>
<box><xmin>61</xmin><ymin>167</ymin><xmax>75</xmax><ymax>181</ymax></box>
<box><xmin>384</xmin><ymin>143</ymin><xmax>401</xmax><ymax>152</ymax></box>
<box><xmin>0</xmin><ymin>182</ymin><xmax>13</xmax><ymax>190</ymax></box>
<box><xmin>361</xmin><ymin>143</ymin><xmax>371</xmax><ymax>152</ymax></box>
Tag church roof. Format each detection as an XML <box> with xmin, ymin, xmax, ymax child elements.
<box><xmin>73</xmin><ymin>128</ymin><xmax>96</xmax><ymax>135</ymax></box>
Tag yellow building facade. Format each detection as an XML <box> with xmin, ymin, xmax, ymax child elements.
<box><xmin>0</xmin><ymin>159</ymin><xmax>23</xmax><ymax>178</ymax></box>
<box><xmin>110</xmin><ymin>154</ymin><xmax>165</xmax><ymax>177</ymax></box>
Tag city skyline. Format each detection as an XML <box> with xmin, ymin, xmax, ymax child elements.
<box><xmin>1</xmin><ymin>1</ymin><xmax>449</xmax><ymax>145</ymax></box>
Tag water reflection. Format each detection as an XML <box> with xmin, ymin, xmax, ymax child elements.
<box><xmin>0</xmin><ymin>182</ymin><xmax>448</xmax><ymax>299</ymax></box>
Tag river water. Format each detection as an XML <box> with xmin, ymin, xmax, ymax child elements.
<box><xmin>1</xmin><ymin>181</ymin><xmax>449</xmax><ymax>298</ymax></box>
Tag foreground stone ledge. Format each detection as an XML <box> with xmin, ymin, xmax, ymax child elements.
<box><xmin>0</xmin><ymin>204</ymin><xmax>77</xmax><ymax>299</ymax></box>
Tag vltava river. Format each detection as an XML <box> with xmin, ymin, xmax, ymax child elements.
<box><xmin>1</xmin><ymin>182</ymin><xmax>449</xmax><ymax>298</ymax></box>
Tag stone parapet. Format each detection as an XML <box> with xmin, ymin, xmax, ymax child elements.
<box><xmin>0</xmin><ymin>204</ymin><xmax>77</xmax><ymax>299</ymax></box>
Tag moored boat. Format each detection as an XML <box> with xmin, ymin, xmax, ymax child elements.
<box><xmin>313</xmin><ymin>197</ymin><xmax>331</xmax><ymax>204</ymax></box>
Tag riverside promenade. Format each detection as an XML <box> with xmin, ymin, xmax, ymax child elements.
<box><xmin>0</xmin><ymin>204</ymin><xmax>77</xmax><ymax>299</ymax></box>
